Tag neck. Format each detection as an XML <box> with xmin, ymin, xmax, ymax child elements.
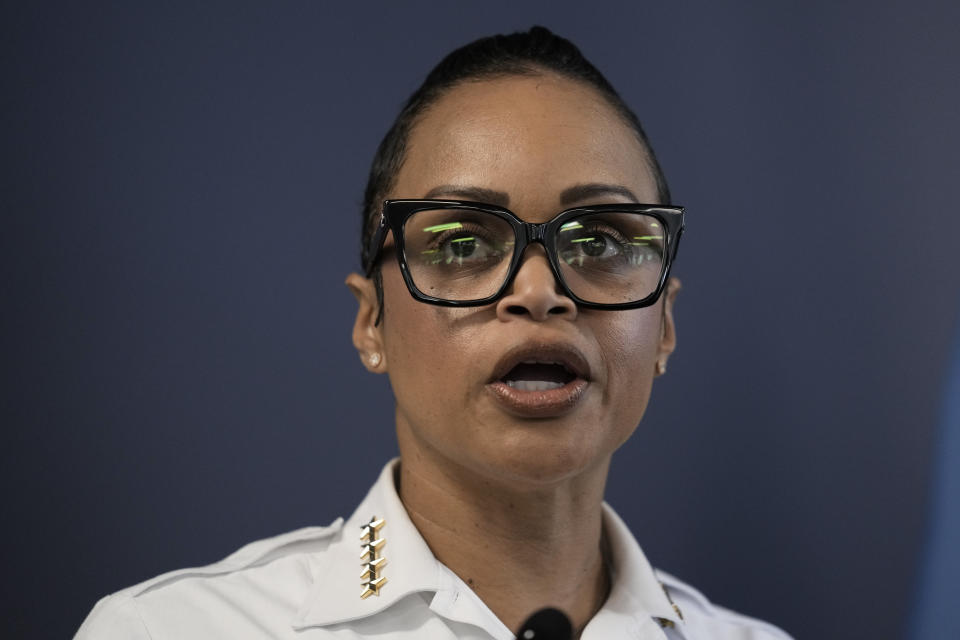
<box><xmin>397</xmin><ymin>447</ymin><xmax>612</xmax><ymax>635</ymax></box>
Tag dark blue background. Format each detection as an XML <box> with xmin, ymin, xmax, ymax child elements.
<box><xmin>3</xmin><ymin>2</ymin><xmax>958</xmax><ymax>638</ymax></box>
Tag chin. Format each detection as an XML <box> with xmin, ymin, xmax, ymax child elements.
<box><xmin>398</xmin><ymin>406</ymin><xmax>620</xmax><ymax>491</ymax></box>
<box><xmin>475</xmin><ymin>435</ymin><xmax>610</xmax><ymax>489</ymax></box>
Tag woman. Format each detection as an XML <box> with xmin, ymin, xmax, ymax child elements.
<box><xmin>77</xmin><ymin>27</ymin><xmax>791</xmax><ymax>640</ymax></box>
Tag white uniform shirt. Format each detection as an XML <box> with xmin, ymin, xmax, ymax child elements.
<box><xmin>76</xmin><ymin>460</ymin><xmax>792</xmax><ymax>639</ymax></box>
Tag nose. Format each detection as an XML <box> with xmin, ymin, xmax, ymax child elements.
<box><xmin>495</xmin><ymin>243</ymin><xmax>578</xmax><ymax>322</ymax></box>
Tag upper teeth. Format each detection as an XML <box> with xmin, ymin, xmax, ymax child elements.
<box><xmin>521</xmin><ymin>360</ymin><xmax>568</xmax><ymax>369</ymax></box>
<box><xmin>506</xmin><ymin>380</ymin><xmax>565</xmax><ymax>391</ymax></box>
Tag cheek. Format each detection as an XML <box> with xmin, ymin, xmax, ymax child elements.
<box><xmin>379</xmin><ymin>268</ymin><xmax>477</xmax><ymax>414</ymax></box>
<box><xmin>599</xmin><ymin>310</ymin><xmax>663</xmax><ymax>433</ymax></box>
<box><xmin>605</xmin><ymin>312</ymin><xmax>662</xmax><ymax>370</ymax></box>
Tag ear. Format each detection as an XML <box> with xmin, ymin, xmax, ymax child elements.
<box><xmin>345</xmin><ymin>272</ymin><xmax>386</xmax><ymax>373</ymax></box>
<box><xmin>655</xmin><ymin>277</ymin><xmax>681</xmax><ymax>376</ymax></box>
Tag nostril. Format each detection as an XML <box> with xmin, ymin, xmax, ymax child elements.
<box><xmin>505</xmin><ymin>303</ymin><xmax>570</xmax><ymax>317</ymax></box>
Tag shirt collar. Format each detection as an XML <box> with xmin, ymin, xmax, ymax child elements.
<box><xmin>292</xmin><ymin>458</ymin><xmax>684</xmax><ymax>633</ymax></box>
<box><xmin>292</xmin><ymin>459</ymin><xmax>446</xmax><ymax>629</ymax></box>
<box><xmin>595</xmin><ymin>502</ymin><xmax>686</xmax><ymax>631</ymax></box>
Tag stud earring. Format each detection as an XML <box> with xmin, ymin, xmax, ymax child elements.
<box><xmin>368</xmin><ymin>353</ymin><xmax>381</xmax><ymax>367</ymax></box>
<box><xmin>656</xmin><ymin>360</ymin><xmax>667</xmax><ymax>376</ymax></box>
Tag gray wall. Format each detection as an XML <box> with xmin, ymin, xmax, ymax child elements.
<box><xmin>3</xmin><ymin>2</ymin><xmax>958</xmax><ymax>638</ymax></box>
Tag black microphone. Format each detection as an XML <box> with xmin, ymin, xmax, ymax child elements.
<box><xmin>515</xmin><ymin>607</ymin><xmax>573</xmax><ymax>640</ymax></box>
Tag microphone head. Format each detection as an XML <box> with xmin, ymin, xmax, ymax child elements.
<box><xmin>515</xmin><ymin>607</ymin><xmax>573</xmax><ymax>640</ymax></box>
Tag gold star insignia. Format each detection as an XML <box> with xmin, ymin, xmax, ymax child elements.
<box><xmin>360</xmin><ymin>557</ymin><xmax>387</xmax><ymax>581</ymax></box>
<box><xmin>360</xmin><ymin>576</ymin><xmax>388</xmax><ymax>599</ymax></box>
<box><xmin>360</xmin><ymin>518</ymin><xmax>386</xmax><ymax>542</ymax></box>
<box><xmin>660</xmin><ymin>582</ymin><xmax>684</xmax><ymax>621</ymax></box>
<box><xmin>359</xmin><ymin>537</ymin><xmax>386</xmax><ymax>561</ymax></box>
<box><xmin>360</xmin><ymin>516</ymin><xmax>387</xmax><ymax>599</ymax></box>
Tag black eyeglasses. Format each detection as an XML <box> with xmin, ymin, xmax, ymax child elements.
<box><xmin>363</xmin><ymin>199</ymin><xmax>684</xmax><ymax>310</ymax></box>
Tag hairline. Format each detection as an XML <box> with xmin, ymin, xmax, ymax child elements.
<box><xmin>366</xmin><ymin>65</ymin><xmax>666</xmax><ymax>233</ymax></box>
<box><xmin>366</xmin><ymin>67</ymin><xmax>670</xmax><ymax>326</ymax></box>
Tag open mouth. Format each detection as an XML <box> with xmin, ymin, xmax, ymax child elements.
<box><xmin>488</xmin><ymin>342</ymin><xmax>591</xmax><ymax>385</ymax></box>
<box><xmin>485</xmin><ymin>342</ymin><xmax>591</xmax><ymax>418</ymax></box>
<box><xmin>500</xmin><ymin>361</ymin><xmax>577</xmax><ymax>391</ymax></box>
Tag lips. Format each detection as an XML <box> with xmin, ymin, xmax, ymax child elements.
<box><xmin>488</xmin><ymin>342</ymin><xmax>591</xmax><ymax>384</ymax></box>
<box><xmin>485</xmin><ymin>342</ymin><xmax>591</xmax><ymax>418</ymax></box>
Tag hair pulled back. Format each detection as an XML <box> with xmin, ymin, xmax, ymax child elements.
<box><xmin>360</xmin><ymin>26</ymin><xmax>672</xmax><ymax>323</ymax></box>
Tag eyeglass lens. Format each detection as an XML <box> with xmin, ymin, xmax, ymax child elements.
<box><xmin>401</xmin><ymin>208</ymin><xmax>666</xmax><ymax>304</ymax></box>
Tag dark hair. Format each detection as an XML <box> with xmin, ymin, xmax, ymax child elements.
<box><xmin>361</xmin><ymin>26</ymin><xmax>672</xmax><ymax>324</ymax></box>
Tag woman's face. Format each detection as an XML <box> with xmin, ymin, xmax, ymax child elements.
<box><xmin>349</xmin><ymin>74</ymin><xmax>679</xmax><ymax>488</ymax></box>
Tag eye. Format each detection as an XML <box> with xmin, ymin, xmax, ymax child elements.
<box><xmin>428</xmin><ymin>227</ymin><xmax>505</xmax><ymax>266</ymax></box>
<box><xmin>448</xmin><ymin>234</ymin><xmax>477</xmax><ymax>258</ymax></box>
<box><xmin>558</xmin><ymin>223</ymin><xmax>629</xmax><ymax>266</ymax></box>
<box><xmin>577</xmin><ymin>235</ymin><xmax>611</xmax><ymax>257</ymax></box>
<box><xmin>557</xmin><ymin>213</ymin><xmax>666</xmax><ymax>271</ymax></box>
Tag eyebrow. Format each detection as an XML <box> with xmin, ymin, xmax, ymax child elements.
<box><xmin>420</xmin><ymin>182</ymin><xmax>641</xmax><ymax>208</ymax></box>
<box><xmin>559</xmin><ymin>183</ymin><xmax>640</xmax><ymax>205</ymax></box>
<box><xmin>422</xmin><ymin>185</ymin><xmax>510</xmax><ymax>207</ymax></box>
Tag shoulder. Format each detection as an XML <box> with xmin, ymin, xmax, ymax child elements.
<box><xmin>655</xmin><ymin>569</ymin><xmax>794</xmax><ymax>640</ymax></box>
<box><xmin>75</xmin><ymin>522</ymin><xmax>343</xmax><ymax>640</ymax></box>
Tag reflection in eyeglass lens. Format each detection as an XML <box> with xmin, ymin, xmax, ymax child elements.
<box><xmin>402</xmin><ymin>209</ymin><xmax>665</xmax><ymax>303</ymax></box>
<box><xmin>556</xmin><ymin>212</ymin><xmax>664</xmax><ymax>304</ymax></box>
<box><xmin>415</xmin><ymin>214</ymin><xmax>512</xmax><ymax>267</ymax></box>
<box><xmin>557</xmin><ymin>213</ymin><xmax>663</xmax><ymax>268</ymax></box>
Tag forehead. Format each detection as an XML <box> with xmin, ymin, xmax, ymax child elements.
<box><xmin>394</xmin><ymin>74</ymin><xmax>659</xmax><ymax>210</ymax></box>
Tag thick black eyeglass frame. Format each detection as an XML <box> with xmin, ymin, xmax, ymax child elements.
<box><xmin>363</xmin><ymin>199</ymin><xmax>685</xmax><ymax>310</ymax></box>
